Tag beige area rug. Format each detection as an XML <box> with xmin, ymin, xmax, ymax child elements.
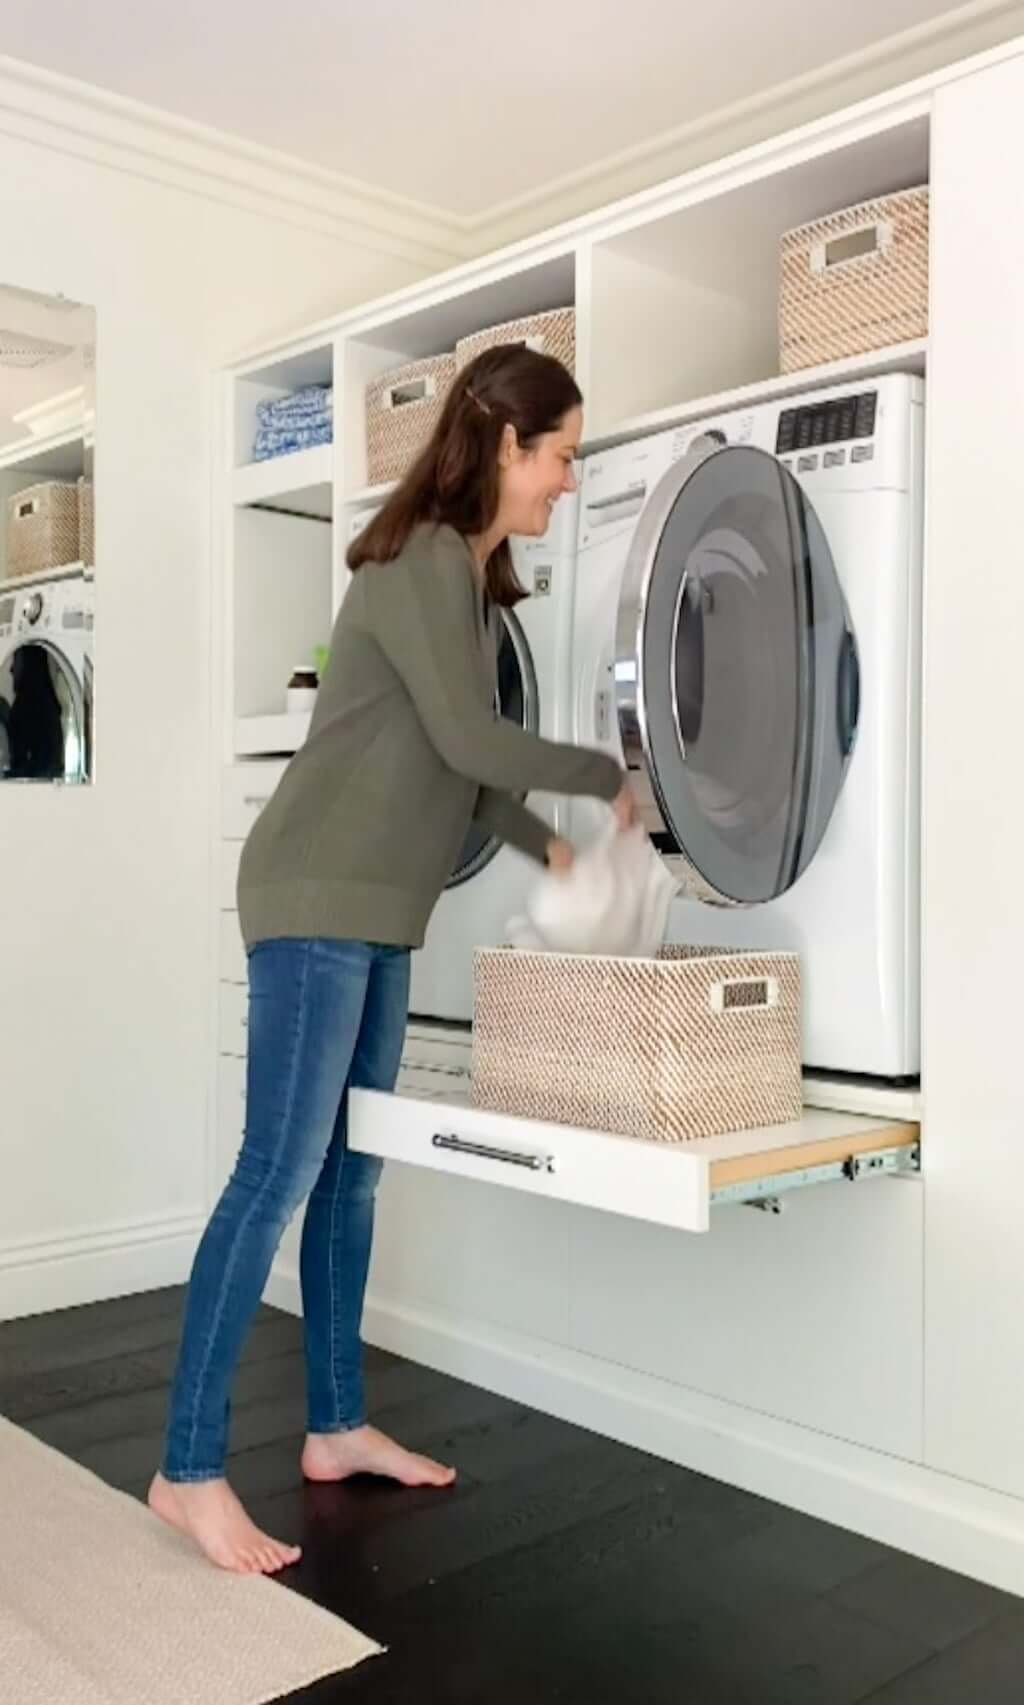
<box><xmin>0</xmin><ymin>1416</ymin><xmax>381</xmax><ymax>1704</ymax></box>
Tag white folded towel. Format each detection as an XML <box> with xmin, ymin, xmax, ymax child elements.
<box><xmin>507</xmin><ymin>822</ymin><xmax>678</xmax><ymax>958</ymax></box>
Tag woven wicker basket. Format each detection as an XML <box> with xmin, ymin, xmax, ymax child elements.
<box><xmin>456</xmin><ymin>307</ymin><xmax>576</xmax><ymax>375</ymax></box>
<box><xmin>365</xmin><ymin>353</ymin><xmax>455</xmax><ymax>485</ymax></box>
<box><xmin>472</xmin><ymin>945</ymin><xmax>802</xmax><ymax>1144</ymax></box>
<box><xmin>77</xmin><ymin>477</ymin><xmax>94</xmax><ymax>567</ymax></box>
<box><xmin>5</xmin><ymin>482</ymin><xmax>80</xmax><ymax>580</ymax></box>
<box><xmin>779</xmin><ymin>186</ymin><xmax>929</xmax><ymax>373</ymax></box>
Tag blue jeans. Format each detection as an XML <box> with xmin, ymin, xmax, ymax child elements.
<box><xmin>162</xmin><ymin>938</ymin><xmax>410</xmax><ymax>1482</ymax></box>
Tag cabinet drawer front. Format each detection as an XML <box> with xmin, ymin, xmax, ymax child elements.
<box><xmin>218</xmin><ymin>982</ymin><xmax>249</xmax><ymax>1058</ymax></box>
<box><xmin>221</xmin><ymin>760</ymin><xmax>288</xmax><ymax>840</ymax></box>
<box><xmin>218</xmin><ymin>911</ymin><xmax>247</xmax><ymax>984</ymax></box>
<box><xmin>219</xmin><ymin>840</ymin><xmax>242</xmax><ymax>910</ymax></box>
<box><xmin>349</xmin><ymin>1087</ymin><xmax>711</xmax><ymax>1232</ymax></box>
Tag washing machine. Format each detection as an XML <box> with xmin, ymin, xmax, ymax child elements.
<box><xmin>0</xmin><ymin>571</ymin><xmax>93</xmax><ymax>783</ymax></box>
<box><xmin>570</xmin><ymin>374</ymin><xmax>923</xmax><ymax>1082</ymax></box>
<box><xmin>346</xmin><ymin>495</ymin><xmax>579</xmax><ymax>1024</ymax></box>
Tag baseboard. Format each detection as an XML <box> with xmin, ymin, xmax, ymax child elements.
<box><xmin>303</xmin><ymin>1283</ymin><xmax>1024</xmax><ymax>1598</ymax></box>
<box><xmin>0</xmin><ymin>1211</ymin><xmax>203</xmax><ymax>1321</ymax></box>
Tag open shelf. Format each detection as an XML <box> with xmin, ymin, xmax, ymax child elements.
<box><xmin>233</xmin><ymin>442</ymin><xmax>333</xmax><ymax>518</ymax></box>
<box><xmin>232</xmin><ymin>508</ymin><xmax>332</xmax><ymax>736</ymax></box>
<box><xmin>339</xmin><ymin>252</ymin><xmax>576</xmax><ymax>492</ymax></box>
<box><xmin>583</xmin><ymin>338</ymin><xmax>927</xmax><ymax>452</ymax></box>
<box><xmin>0</xmin><ymin>425</ymin><xmax>85</xmax><ymax>480</ymax></box>
<box><xmin>354</xmin><ymin>251</ymin><xmax>575</xmax><ymax>361</ymax></box>
<box><xmin>586</xmin><ymin>114</ymin><xmax>929</xmax><ymax>437</ymax></box>
<box><xmin>233</xmin><ymin>341</ymin><xmax>334</xmax><ymax>472</ymax></box>
<box><xmin>343</xmin><ymin>480</ymin><xmax>397</xmax><ymax>509</ymax></box>
<box><xmin>234</xmin><ymin>711</ymin><xmax>312</xmax><ymax>757</ymax></box>
<box><xmin>0</xmin><ymin>560</ymin><xmax>89</xmax><ymax>593</ymax></box>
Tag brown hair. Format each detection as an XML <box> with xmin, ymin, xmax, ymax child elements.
<box><xmin>347</xmin><ymin>345</ymin><xmax>582</xmax><ymax>607</ymax></box>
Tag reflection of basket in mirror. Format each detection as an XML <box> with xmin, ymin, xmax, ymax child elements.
<box><xmin>77</xmin><ymin>477</ymin><xmax>94</xmax><ymax>567</ymax></box>
<box><xmin>5</xmin><ymin>482</ymin><xmax>79</xmax><ymax>579</ymax></box>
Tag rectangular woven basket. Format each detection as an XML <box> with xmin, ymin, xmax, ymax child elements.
<box><xmin>5</xmin><ymin>482</ymin><xmax>80</xmax><ymax>579</ymax></box>
<box><xmin>365</xmin><ymin>352</ymin><xmax>456</xmax><ymax>485</ymax></box>
<box><xmin>77</xmin><ymin>477</ymin><xmax>94</xmax><ymax>567</ymax></box>
<box><xmin>456</xmin><ymin>307</ymin><xmax>576</xmax><ymax>375</ymax></box>
<box><xmin>471</xmin><ymin>946</ymin><xmax>802</xmax><ymax>1144</ymax></box>
<box><xmin>779</xmin><ymin>186</ymin><xmax>929</xmax><ymax>373</ymax></box>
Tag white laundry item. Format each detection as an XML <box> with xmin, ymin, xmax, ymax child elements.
<box><xmin>507</xmin><ymin>822</ymin><xmax>678</xmax><ymax>958</ymax></box>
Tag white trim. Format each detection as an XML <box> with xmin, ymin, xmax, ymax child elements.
<box><xmin>475</xmin><ymin>2</ymin><xmax>1024</xmax><ymax>247</ymax></box>
<box><xmin>0</xmin><ymin>1210</ymin><xmax>202</xmax><ymax>1321</ymax></box>
<box><xmin>0</xmin><ymin>55</ymin><xmax>465</xmax><ymax>272</ymax></box>
<box><xmin>264</xmin><ymin>1261</ymin><xmax>1024</xmax><ymax>1597</ymax></box>
<box><xmin>222</xmin><ymin>27</ymin><xmax>1024</xmax><ymax>376</ymax></box>
<box><xmin>3</xmin><ymin>12</ymin><xmax>1023</xmax><ymax>284</ymax></box>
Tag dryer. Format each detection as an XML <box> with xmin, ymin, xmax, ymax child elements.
<box><xmin>0</xmin><ymin>571</ymin><xmax>93</xmax><ymax>783</ymax></box>
<box><xmin>570</xmin><ymin>374</ymin><xmax>923</xmax><ymax>1081</ymax></box>
<box><xmin>347</xmin><ymin>494</ymin><xmax>580</xmax><ymax>1025</ymax></box>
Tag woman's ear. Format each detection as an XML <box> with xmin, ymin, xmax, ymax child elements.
<box><xmin>497</xmin><ymin>422</ymin><xmax>520</xmax><ymax>469</ymax></box>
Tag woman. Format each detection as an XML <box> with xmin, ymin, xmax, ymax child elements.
<box><xmin>149</xmin><ymin>345</ymin><xmax>634</xmax><ymax>1573</ymax></box>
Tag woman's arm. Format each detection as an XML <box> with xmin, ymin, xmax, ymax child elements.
<box><xmin>369</xmin><ymin>532</ymin><xmax>623</xmax><ymax>802</ymax></box>
<box><xmin>472</xmin><ymin>788</ymin><xmax>552</xmax><ymax>864</ymax></box>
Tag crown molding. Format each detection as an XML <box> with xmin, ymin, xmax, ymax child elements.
<box><xmin>2</xmin><ymin>0</ymin><xmax>1023</xmax><ymax>279</ymax></box>
<box><xmin>460</xmin><ymin>0</ymin><xmax>1024</xmax><ymax>253</ymax></box>
<box><xmin>0</xmin><ymin>55</ymin><xmax>470</xmax><ymax>271</ymax></box>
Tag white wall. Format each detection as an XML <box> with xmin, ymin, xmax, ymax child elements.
<box><xmin>0</xmin><ymin>124</ymin><xmax>423</xmax><ymax>1318</ymax></box>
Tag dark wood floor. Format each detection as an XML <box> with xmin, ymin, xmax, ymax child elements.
<box><xmin>2</xmin><ymin>1288</ymin><xmax>1023</xmax><ymax>1703</ymax></box>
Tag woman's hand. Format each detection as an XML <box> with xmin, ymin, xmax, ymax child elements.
<box><xmin>612</xmin><ymin>780</ymin><xmax>639</xmax><ymax>831</ymax></box>
<box><xmin>545</xmin><ymin>836</ymin><xmax>575</xmax><ymax>874</ymax></box>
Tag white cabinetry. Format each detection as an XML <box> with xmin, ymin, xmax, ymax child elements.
<box><xmin>922</xmin><ymin>52</ymin><xmax>1024</xmax><ymax>1499</ymax></box>
<box><xmin>212</xmin><ymin>759</ymin><xmax>286</xmax><ymax>1185</ymax></box>
<box><xmin>209</xmin><ymin>36</ymin><xmax>1024</xmax><ymax>1590</ymax></box>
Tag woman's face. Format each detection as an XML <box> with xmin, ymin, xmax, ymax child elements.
<box><xmin>498</xmin><ymin>406</ymin><xmax>582</xmax><ymax>538</ymax></box>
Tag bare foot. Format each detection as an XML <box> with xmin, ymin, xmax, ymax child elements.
<box><xmin>301</xmin><ymin>1425</ymin><xmax>456</xmax><ymax>1489</ymax></box>
<box><xmin>147</xmin><ymin>1471</ymin><xmax>301</xmax><ymax>1574</ymax></box>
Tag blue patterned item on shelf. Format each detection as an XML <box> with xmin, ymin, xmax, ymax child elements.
<box><xmin>252</xmin><ymin>385</ymin><xmax>333</xmax><ymax>461</ymax></box>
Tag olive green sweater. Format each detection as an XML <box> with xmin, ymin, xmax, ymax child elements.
<box><xmin>237</xmin><ymin>523</ymin><xmax>622</xmax><ymax>949</ymax></box>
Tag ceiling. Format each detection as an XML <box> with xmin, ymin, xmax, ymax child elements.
<box><xmin>0</xmin><ymin>0</ymin><xmax>1010</xmax><ymax>223</ymax></box>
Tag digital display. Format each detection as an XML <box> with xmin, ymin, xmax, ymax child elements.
<box><xmin>776</xmin><ymin>390</ymin><xmax>878</xmax><ymax>455</ymax></box>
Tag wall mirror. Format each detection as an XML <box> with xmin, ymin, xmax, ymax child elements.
<box><xmin>0</xmin><ymin>285</ymin><xmax>94</xmax><ymax>783</ymax></box>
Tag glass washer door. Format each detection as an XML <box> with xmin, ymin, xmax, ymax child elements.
<box><xmin>615</xmin><ymin>443</ymin><xmax>858</xmax><ymax>905</ymax></box>
<box><xmin>447</xmin><ymin>607</ymin><xmax>538</xmax><ymax>888</ymax></box>
<box><xmin>0</xmin><ymin>639</ymin><xmax>86</xmax><ymax>783</ymax></box>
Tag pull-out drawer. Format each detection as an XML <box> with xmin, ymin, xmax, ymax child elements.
<box><xmin>349</xmin><ymin>1084</ymin><xmax>919</xmax><ymax>1235</ymax></box>
<box><xmin>221</xmin><ymin>760</ymin><xmax>288</xmax><ymax>840</ymax></box>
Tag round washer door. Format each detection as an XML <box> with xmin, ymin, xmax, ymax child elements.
<box><xmin>0</xmin><ymin>640</ymin><xmax>86</xmax><ymax>783</ymax></box>
<box><xmin>616</xmin><ymin>443</ymin><xmax>858</xmax><ymax>905</ymax></box>
<box><xmin>447</xmin><ymin>608</ymin><xmax>539</xmax><ymax>888</ymax></box>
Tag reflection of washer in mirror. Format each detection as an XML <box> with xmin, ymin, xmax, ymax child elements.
<box><xmin>0</xmin><ymin>576</ymin><xmax>92</xmax><ymax>784</ymax></box>
<box><xmin>447</xmin><ymin>607</ymin><xmax>538</xmax><ymax>887</ymax></box>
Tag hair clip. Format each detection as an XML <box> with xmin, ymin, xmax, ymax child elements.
<box><xmin>466</xmin><ymin>387</ymin><xmax>493</xmax><ymax>417</ymax></box>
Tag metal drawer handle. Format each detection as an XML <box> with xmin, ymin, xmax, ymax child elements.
<box><xmin>431</xmin><ymin>1132</ymin><xmax>555</xmax><ymax>1174</ymax></box>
